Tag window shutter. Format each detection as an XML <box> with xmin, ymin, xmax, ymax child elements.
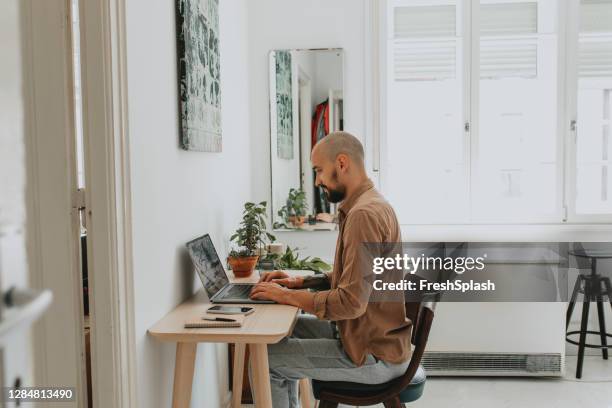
<box><xmin>392</xmin><ymin>5</ymin><xmax>457</xmax><ymax>81</ymax></box>
<box><xmin>480</xmin><ymin>2</ymin><xmax>538</xmax><ymax>79</ymax></box>
<box><xmin>580</xmin><ymin>0</ymin><xmax>612</xmax><ymax>33</ymax></box>
<box><xmin>480</xmin><ymin>2</ymin><xmax>538</xmax><ymax>36</ymax></box>
<box><xmin>579</xmin><ymin>0</ymin><xmax>612</xmax><ymax>78</ymax></box>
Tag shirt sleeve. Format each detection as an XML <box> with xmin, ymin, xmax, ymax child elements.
<box><xmin>301</xmin><ymin>274</ymin><xmax>331</xmax><ymax>290</ymax></box>
<box><xmin>313</xmin><ymin>210</ymin><xmax>382</xmax><ymax>320</ymax></box>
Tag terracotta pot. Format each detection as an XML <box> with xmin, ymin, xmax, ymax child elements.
<box><xmin>228</xmin><ymin>255</ymin><xmax>259</xmax><ymax>278</ymax></box>
<box><xmin>289</xmin><ymin>215</ymin><xmax>306</xmax><ymax>227</ymax></box>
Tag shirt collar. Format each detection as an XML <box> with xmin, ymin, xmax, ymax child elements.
<box><xmin>338</xmin><ymin>178</ymin><xmax>374</xmax><ymax>218</ymax></box>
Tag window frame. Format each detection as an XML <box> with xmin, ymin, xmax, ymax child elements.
<box><xmin>565</xmin><ymin>0</ymin><xmax>612</xmax><ymax>223</ymax></box>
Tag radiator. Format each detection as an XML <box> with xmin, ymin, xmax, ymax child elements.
<box><xmin>422</xmin><ymin>352</ymin><xmax>564</xmax><ymax>376</ymax></box>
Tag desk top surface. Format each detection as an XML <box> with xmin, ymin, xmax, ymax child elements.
<box><xmin>148</xmin><ymin>270</ymin><xmax>313</xmax><ymax>344</ymax></box>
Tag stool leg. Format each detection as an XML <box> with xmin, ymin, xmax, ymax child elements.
<box><xmin>597</xmin><ymin>280</ymin><xmax>608</xmax><ymax>360</ymax></box>
<box><xmin>567</xmin><ymin>276</ymin><xmax>582</xmax><ymax>330</ymax></box>
<box><xmin>603</xmin><ymin>277</ymin><xmax>612</xmax><ymax>311</ymax></box>
<box><xmin>576</xmin><ymin>279</ymin><xmax>591</xmax><ymax>379</ymax></box>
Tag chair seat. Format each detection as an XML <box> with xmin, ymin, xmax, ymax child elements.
<box><xmin>312</xmin><ymin>365</ymin><xmax>426</xmax><ymax>403</ymax></box>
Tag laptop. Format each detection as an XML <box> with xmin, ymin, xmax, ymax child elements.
<box><xmin>186</xmin><ymin>234</ymin><xmax>273</xmax><ymax>304</ymax></box>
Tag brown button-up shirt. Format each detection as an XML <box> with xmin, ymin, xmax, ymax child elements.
<box><xmin>313</xmin><ymin>179</ymin><xmax>412</xmax><ymax>366</ymax></box>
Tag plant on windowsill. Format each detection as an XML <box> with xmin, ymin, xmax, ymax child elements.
<box><xmin>228</xmin><ymin>201</ymin><xmax>275</xmax><ymax>278</ymax></box>
<box><xmin>259</xmin><ymin>246</ymin><xmax>331</xmax><ymax>275</ymax></box>
<box><xmin>277</xmin><ymin>188</ymin><xmax>308</xmax><ymax>228</ymax></box>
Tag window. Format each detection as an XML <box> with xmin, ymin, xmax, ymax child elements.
<box><xmin>475</xmin><ymin>1</ymin><xmax>559</xmax><ymax>222</ymax></box>
<box><xmin>379</xmin><ymin>0</ymin><xmax>612</xmax><ymax>224</ymax></box>
<box><xmin>574</xmin><ymin>0</ymin><xmax>612</xmax><ymax>216</ymax></box>
<box><xmin>383</xmin><ymin>1</ymin><xmax>468</xmax><ymax>224</ymax></box>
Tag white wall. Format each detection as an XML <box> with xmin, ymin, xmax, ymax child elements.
<box><xmin>313</xmin><ymin>50</ymin><xmax>344</xmax><ymax>105</ymax></box>
<box><xmin>294</xmin><ymin>50</ymin><xmax>316</xmax><ymax>100</ymax></box>
<box><xmin>247</xmin><ymin>0</ymin><xmax>365</xmax><ymax>259</ymax></box>
<box><xmin>125</xmin><ymin>0</ymin><xmax>251</xmax><ymax>406</ymax></box>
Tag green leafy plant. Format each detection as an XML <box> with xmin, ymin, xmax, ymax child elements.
<box><xmin>229</xmin><ymin>201</ymin><xmax>275</xmax><ymax>257</ymax></box>
<box><xmin>262</xmin><ymin>246</ymin><xmax>331</xmax><ymax>274</ymax></box>
<box><xmin>273</xmin><ymin>220</ymin><xmax>287</xmax><ymax>229</ymax></box>
<box><xmin>277</xmin><ymin>188</ymin><xmax>308</xmax><ymax>225</ymax></box>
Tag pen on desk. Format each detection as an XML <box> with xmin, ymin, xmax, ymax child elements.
<box><xmin>203</xmin><ymin>317</ymin><xmax>236</xmax><ymax>322</ymax></box>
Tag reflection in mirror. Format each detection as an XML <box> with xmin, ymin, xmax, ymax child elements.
<box><xmin>269</xmin><ymin>48</ymin><xmax>344</xmax><ymax>231</ymax></box>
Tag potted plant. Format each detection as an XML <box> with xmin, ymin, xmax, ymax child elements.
<box><xmin>228</xmin><ymin>201</ymin><xmax>275</xmax><ymax>277</ymax></box>
<box><xmin>259</xmin><ymin>246</ymin><xmax>332</xmax><ymax>274</ymax></box>
<box><xmin>277</xmin><ymin>188</ymin><xmax>308</xmax><ymax>227</ymax></box>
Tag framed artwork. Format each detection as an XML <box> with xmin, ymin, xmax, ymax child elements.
<box><xmin>275</xmin><ymin>51</ymin><xmax>294</xmax><ymax>159</ymax></box>
<box><xmin>176</xmin><ymin>0</ymin><xmax>222</xmax><ymax>152</ymax></box>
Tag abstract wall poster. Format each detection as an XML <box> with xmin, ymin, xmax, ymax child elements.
<box><xmin>275</xmin><ymin>50</ymin><xmax>294</xmax><ymax>159</ymax></box>
<box><xmin>176</xmin><ymin>0</ymin><xmax>222</xmax><ymax>152</ymax></box>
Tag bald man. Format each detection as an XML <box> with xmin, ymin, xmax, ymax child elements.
<box><xmin>250</xmin><ymin>131</ymin><xmax>411</xmax><ymax>407</ymax></box>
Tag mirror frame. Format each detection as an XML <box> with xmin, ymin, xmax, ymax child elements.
<box><xmin>268</xmin><ymin>48</ymin><xmax>345</xmax><ymax>232</ymax></box>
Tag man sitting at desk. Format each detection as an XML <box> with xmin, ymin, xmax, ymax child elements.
<box><xmin>250</xmin><ymin>131</ymin><xmax>412</xmax><ymax>407</ymax></box>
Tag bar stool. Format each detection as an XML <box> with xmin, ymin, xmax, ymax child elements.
<box><xmin>566</xmin><ymin>249</ymin><xmax>612</xmax><ymax>379</ymax></box>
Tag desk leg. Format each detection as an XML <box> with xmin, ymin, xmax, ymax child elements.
<box><xmin>172</xmin><ymin>342</ymin><xmax>197</xmax><ymax>408</ymax></box>
<box><xmin>299</xmin><ymin>378</ymin><xmax>313</xmax><ymax>408</ymax></box>
<box><xmin>249</xmin><ymin>343</ymin><xmax>273</xmax><ymax>407</ymax></box>
<box><xmin>232</xmin><ymin>343</ymin><xmax>246</xmax><ymax>408</ymax></box>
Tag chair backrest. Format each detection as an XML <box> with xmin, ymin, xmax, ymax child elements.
<box><xmin>405</xmin><ymin>302</ymin><xmax>421</xmax><ymax>344</ymax></box>
<box><xmin>383</xmin><ymin>298</ymin><xmax>436</xmax><ymax>396</ymax></box>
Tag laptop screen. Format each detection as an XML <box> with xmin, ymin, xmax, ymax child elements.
<box><xmin>186</xmin><ymin>234</ymin><xmax>229</xmax><ymax>299</ymax></box>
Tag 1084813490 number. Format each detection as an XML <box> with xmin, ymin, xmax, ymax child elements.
<box><xmin>4</xmin><ymin>387</ymin><xmax>75</xmax><ymax>402</ymax></box>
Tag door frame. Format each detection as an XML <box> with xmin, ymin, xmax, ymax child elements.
<box><xmin>79</xmin><ymin>0</ymin><xmax>137</xmax><ymax>406</ymax></box>
<box><xmin>298</xmin><ymin>69</ymin><xmax>313</xmax><ymax>210</ymax></box>
<box><xmin>26</xmin><ymin>0</ymin><xmax>137</xmax><ymax>406</ymax></box>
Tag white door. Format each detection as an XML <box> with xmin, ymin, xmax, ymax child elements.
<box><xmin>11</xmin><ymin>0</ymin><xmax>86</xmax><ymax>407</ymax></box>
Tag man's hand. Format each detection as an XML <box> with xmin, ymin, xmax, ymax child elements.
<box><xmin>316</xmin><ymin>212</ymin><xmax>335</xmax><ymax>223</ymax></box>
<box><xmin>259</xmin><ymin>270</ymin><xmax>304</xmax><ymax>289</ymax></box>
<box><xmin>251</xmin><ymin>280</ymin><xmax>317</xmax><ymax>313</ymax></box>
<box><xmin>249</xmin><ymin>282</ymin><xmax>290</xmax><ymax>303</ymax></box>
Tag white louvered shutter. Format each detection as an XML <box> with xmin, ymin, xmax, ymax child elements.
<box><xmin>392</xmin><ymin>5</ymin><xmax>457</xmax><ymax>81</ymax></box>
<box><xmin>579</xmin><ymin>0</ymin><xmax>612</xmax><ymax>78</ymax></box>
<box><xmin>480</xmin><ymin>2</ymin><xmax>538</xmax><ymax>79</ymax></box>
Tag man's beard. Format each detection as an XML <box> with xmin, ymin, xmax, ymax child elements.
<box><xmin>322</xmin><ymin>171</ymin><xmax>346</xmax><ymax>203</ymax></box>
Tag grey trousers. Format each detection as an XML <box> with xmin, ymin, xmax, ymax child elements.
<box><xmin>250</xmin><ymin>314</ymin><xmax>410</xmax><ymax>408</ymax></box>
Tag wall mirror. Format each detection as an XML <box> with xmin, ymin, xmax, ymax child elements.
<box><xmin>269</xmin><ymin>48</ymin><xmax>344</xmax><ymax>231</ymax></box>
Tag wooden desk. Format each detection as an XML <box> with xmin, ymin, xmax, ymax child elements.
<box><xmin>148</xmin><ymin>270</ymin><xmax>312</xmax><ymax>408</ymax></box>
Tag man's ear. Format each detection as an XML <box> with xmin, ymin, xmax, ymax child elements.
<box><xmin>336</xmin><ymin>153</ymin><xmax>349</xmax><ymax>171</ymax></box>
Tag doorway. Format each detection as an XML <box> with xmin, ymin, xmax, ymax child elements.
<box><xmin>69</xmin><ymin>0</ymin><xmax>92</xmax><ymax>405</ymax></box>
<box><xmin>25</xmin><ymin>0</ymin><xmax>136</xmax><ymax>406</ymax></box>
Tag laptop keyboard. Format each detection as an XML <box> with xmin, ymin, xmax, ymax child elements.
<box><xmin>224</xmin><ymin>284</ymin><xmax>252</xmax><ymax>299</ymax></box>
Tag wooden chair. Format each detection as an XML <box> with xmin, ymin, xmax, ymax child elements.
<box><xmin>311</xmin><ymin>299</ymin><xmax>436</xmax><ymax>408</ymax></box>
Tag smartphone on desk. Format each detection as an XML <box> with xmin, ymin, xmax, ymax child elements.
<box><xmin>207</xmin><ymin>305</ymin><xmax>255</xmax><ymax>315</ymax></box>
